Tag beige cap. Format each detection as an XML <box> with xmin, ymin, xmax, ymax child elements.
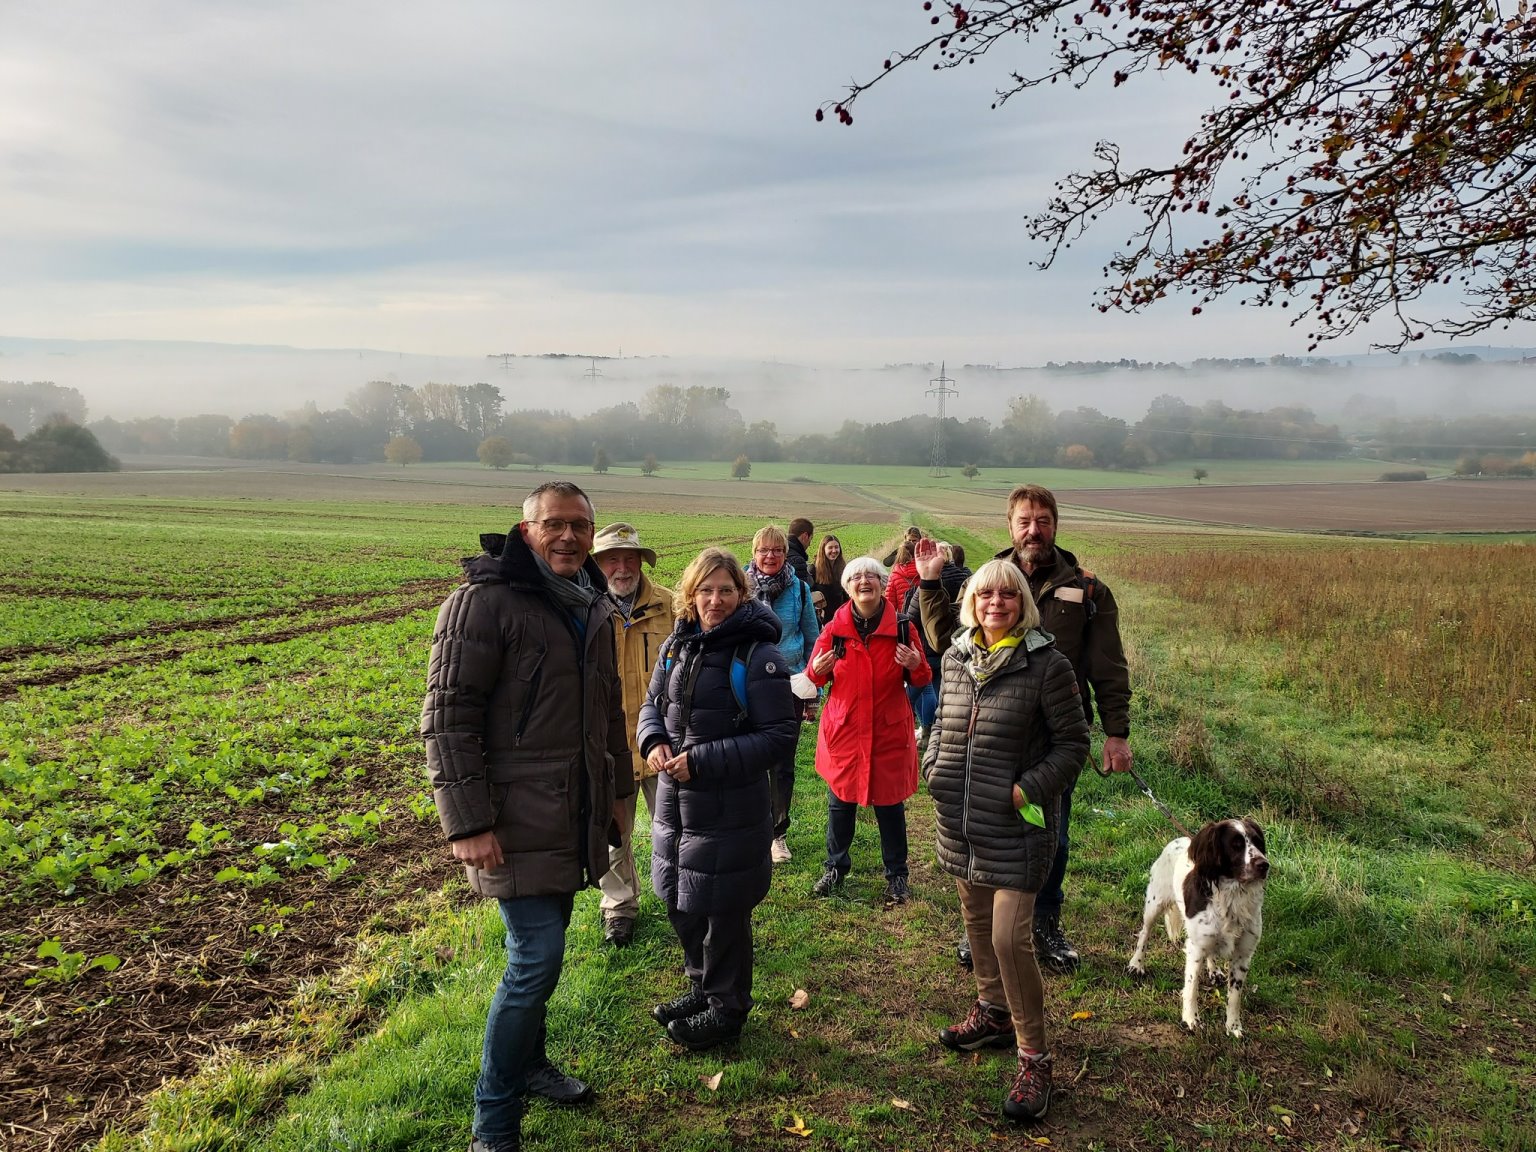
<box><xmin>591</xmin><ymin>521</ymin><xmax>657</xmax><ymax>567</ymax></box>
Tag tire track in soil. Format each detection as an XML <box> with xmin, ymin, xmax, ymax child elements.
<box><xmin>0</xmin><ymin>579</ymin><xmax>453</xmax><ymax>662</ymax></box>
<box><xmin>0</xmin><ymin>586</ymin><xmax>454</xmax><ymax>699</ymax></box>
<box><xmin>1</xmin><ymin>815</ymin><xmax>459</xmax><ymax>1152</ymax></box>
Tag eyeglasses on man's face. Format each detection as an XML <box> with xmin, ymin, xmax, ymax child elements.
<box><xmin>532</xmin><ymin>517</ymin><xmax>595</xmax><ymax>537</ymax></box>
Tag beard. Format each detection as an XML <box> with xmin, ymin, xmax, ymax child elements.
<box><xmin>1015</xmin><ymin>538</ymin><xmax>1054</xmax><ymax>567</ymax></box>
<box><xmin>607</xmin><ymin>573</ymin><xmax>640</xmax><ymax>598</ymax></box>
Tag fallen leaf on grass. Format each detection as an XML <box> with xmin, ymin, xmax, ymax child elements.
<box><xmin>699</xmin><ymin>1071</ymin><xmax>722</xmax><ymax>1092</ymax></box>
<box><xmin>1175</xmin><ymin>1086</ymin><xmax>1185</xmax><ymax>1099</ymax></box>
<box><xmin>789</xmin><ymin>1028</ymin><xmax>800</xmax><ymax>1038</ymax></box>
<box><xmin>789</xmin><ymin>988</ymin><xmax>810</xmax><ymax>1010</ymax></box>
<box><xmin>1069</xmin><ymin>1010</ymin><xmax>1093</xmax><ymax>1022</ymax></box>
<box><xmin>783</xmin><ymin>1114</ymin><xmax>813</xmax><ymax>1137</ymax></box>
<box><xmin>1030</xmin><ymin>1137</ymin><xmax>1052</xmax><ymax>1146</ymax></box>
<box><xmin>891</xmin><ymin>1098</ymin><xmax>912</xmax><ymax>1110</ymax></box>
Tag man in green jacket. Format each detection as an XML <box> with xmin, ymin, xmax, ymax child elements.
<box><xmin>916</xmin><ymin>483</ymin><xmax>1132</xmax><ymax>973</ymax></box>
<box><xmin>422</xmin><ymin>480</ymin><xmax>633</xmax><ymax>1152</ymax></box>
<box><xmin>591</xmin><ymin>522</ymin><xmax>676</xmax><ymax>947</ymax></box>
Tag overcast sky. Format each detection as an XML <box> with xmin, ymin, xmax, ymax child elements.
<box><xmin>4</xmin><ymin>1</ymin><xmax>1531</xmax><ymax>368</ymax></box>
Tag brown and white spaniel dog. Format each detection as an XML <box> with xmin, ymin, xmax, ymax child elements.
<box><xmin>1127</xmin><ymin>818</ymin><xmax>1269</xmax><ymax>1037</ymax></box>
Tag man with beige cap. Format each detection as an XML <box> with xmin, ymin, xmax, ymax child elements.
<box><xmin>592</xmin><ymin>522</ymin><xmax>677</xmax><ymax>947</ymax></box>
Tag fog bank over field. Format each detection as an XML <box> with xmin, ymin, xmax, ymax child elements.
<box><xmin>3</xmin><ymin>336</ymin><xmax>1533</xmax><ymax>430</ymax></box>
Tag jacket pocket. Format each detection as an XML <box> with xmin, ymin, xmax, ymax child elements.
<box><xmin>487</xmin><ymin>756</ymin><xmax>574</xmax><ymax>853</ymax></box>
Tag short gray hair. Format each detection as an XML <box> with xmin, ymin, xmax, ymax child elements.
<box><xmin>522</xmin><ymin>480</ymin><xmax>595</xmax><ymax>522</ymax></box>
<box><xmin>841</xmin><ymin>555</ymin><xmax>888</xmax><ymax>592</ymax></box>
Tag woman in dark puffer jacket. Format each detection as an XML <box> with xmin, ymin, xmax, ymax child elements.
<box><xmin>922</xmin><ymin>559</ymin><xmax>1089</xmax><ymax>1125</ymax></box>
<box><xmin>638</xmin><ymin>547</ymin><xmax>799</xmax><ymax>1052</ymax></box>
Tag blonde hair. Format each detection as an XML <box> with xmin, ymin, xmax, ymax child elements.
<box><xmin>752</xmin><ymin>524</ymin><xmax>788</xmax><ymax>554</ymax></box>
<box><xmin>958</xmin><ymin>559</ymin><xmax>1039</xmax><ymax>631</ymax></box>
<box><xmin>675</xmin><ymin>548</ymin><xmax>750</xmax><ymax>624</ymax></box>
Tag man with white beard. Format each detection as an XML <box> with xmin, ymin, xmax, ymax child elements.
<box><xmin>592</xmin><ymin>523</ymin><xmax>676</xmax><ymax>947</ymax></box>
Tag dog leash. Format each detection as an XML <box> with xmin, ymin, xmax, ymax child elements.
<box><xmin>1096</xmin><ymin>762</ymin><xmax>1196</xmax><ymax>840</ymax></box>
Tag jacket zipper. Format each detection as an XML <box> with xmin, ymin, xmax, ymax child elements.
<box><xmin>961</xmin><ymin>689</ymin><xmax>982</xmax><ymax>881</ymax></box>
<box><xmin>513</xmin><ymin>662</ymin><xmax>545</xmax><ymax>747</ymax></box>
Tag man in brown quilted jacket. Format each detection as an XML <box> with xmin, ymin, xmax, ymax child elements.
<box><xmin>422</xmin><ymin>480</ymin><xmax>633</xmax><ymax>1152</ymax></box>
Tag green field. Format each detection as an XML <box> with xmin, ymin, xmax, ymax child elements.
<box><xmin>2</xmin><ymin>469</ymin><xmax>1532</xmax><ymax>1152</ymax></box>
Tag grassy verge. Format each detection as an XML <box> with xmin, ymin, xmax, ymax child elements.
<box><xmin>95</xmin><ymin>525</ymin><xmax>1535</xmax><ymax>1152</ymax></box>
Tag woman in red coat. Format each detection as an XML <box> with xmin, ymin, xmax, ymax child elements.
<box><xmin>804</xmin><ymin>556</ymin><xmax>931</xmax><ymax>906</ymax></box>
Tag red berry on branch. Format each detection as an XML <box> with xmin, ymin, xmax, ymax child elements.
<box><xmin>815</xmin><ymin>108</ymin><xmax>825</xmax><ymax>121</ymax></box>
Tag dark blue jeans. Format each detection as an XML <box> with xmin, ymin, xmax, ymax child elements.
<box><xmin>1034</xmin><ymin>779</ymin><xmax>1074</xmax><ymax>920</ymax></box>
<box><xmin>474</xmin><ymin>893</ymin><xmax>574</xmax><ymax>1146</ymax></box>
<box><xmin>905</xmin><ymin>682</ymin><xmax>937</xmax><ymax>729</ymax></box>
<box><xmin>824</xmin><ymin>793</ymin><xmax>908</xmax><ymax>881</ymax></box>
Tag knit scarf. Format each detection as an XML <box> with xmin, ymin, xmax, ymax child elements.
<box><xmin>746</xmin><ymin>562</ymin><xmax>793</xmax><ymax>605</ymax></box>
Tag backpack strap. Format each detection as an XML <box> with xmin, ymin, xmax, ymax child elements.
<box><xmin>1078</xmin><ymin>568</ymin><xmax>1100</xmax><ymax>622</ymax></box>
<box><xmin>728</xmin><ymin>640</ymin><xmax>759</xmax><ymax>729</ymax></box>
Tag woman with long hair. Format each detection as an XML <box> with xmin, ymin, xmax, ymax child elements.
<box><xmin>811</xmin><ymin>534</ymin><xmax>848</xmax><ymax>624</ymax></box>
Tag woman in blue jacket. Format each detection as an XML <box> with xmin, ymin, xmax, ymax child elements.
<box><xmin>745</xmin><ymin>524</ymin><xmax>821</xmax><ymax>865</ymax></box>
<box><xmin>638</xmin><ymin>547</ymin><xmax>799</xmax><ymax>1051</ymax></box>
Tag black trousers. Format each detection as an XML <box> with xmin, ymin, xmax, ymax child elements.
<box><xmin>666</xmin><ymin>905</ymin><xmax>755</xmax><ymax>1018</ymax></box>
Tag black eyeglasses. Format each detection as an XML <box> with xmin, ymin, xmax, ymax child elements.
<box><xmin>531</xmin><ymin>517</ymin><xmax>595</xmax><ymax>537</ymax></box>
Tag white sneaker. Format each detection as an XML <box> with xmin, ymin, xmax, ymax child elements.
<box><xmin>771</xmin><ymin>836</ymin><xmax>792</xmax><ymax>864</ymax></box>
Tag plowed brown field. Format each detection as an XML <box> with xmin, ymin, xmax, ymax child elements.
<box><xmin>1059</xmin><ymin>478</ymin><xmax>1536</xmax><ymax>532</ymax></box>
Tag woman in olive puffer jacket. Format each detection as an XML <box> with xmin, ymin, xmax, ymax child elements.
<box><xmin>921</xmin><ymin>558</ymin><xmax>1089</xmax><ymax>1126</ymax></box>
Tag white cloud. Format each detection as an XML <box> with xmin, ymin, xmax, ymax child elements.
<box><xmin>2</xmin><ymin>0</ymin><xmax>1529</xmax><ymax>367</ymax></box>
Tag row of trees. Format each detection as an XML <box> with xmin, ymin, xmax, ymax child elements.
<box><xmin>8</xmin><ymin>374</ymin><xmax>1530</xmax><ymax>471</ymax></box>
<box><xmin>87</xmin><ymin>386</ymin><xmax>1352</xmax><ymax>470</ymax></box>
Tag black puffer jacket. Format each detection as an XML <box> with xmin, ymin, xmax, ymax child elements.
<box><xmin>637</xmin><ymin>599</ymin><xmax>799</xmax><ymax>915</ymax></box>
<box><xmin>921</xmin><ymin>628</ymin><xmax>1090</xmax><ymax>892</ymax></box>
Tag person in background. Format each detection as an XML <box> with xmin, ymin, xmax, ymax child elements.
<box><xmin>923</xmin><ymin>559</ymin><xmax>1089</xmax><ymax>1124</ymax></box>
<box><xmin>638</xmin><ymin>548</ymin><xmax>799</xmax><ymax>1051</ymax></box>
<box><xmin>915</xmin><ymin>484</ymin><xmax>1132</xmax><ymax>974</ymax></box>
<box><xmin>746</xmin><ymin>524</ymin><xmax>821</xmax><ymax>865</ymax></box>
<box><xmin>592</xmin><ymin>522</ymin><xmax>676</xmax><ymax>949</ymax></box>
<box><xmin>422</xmin><ymin>480</ymin><xmax>631</xmax><ymax>1152</ymax></box>
<box><xmin>803</xmin><ymin>557</ymin><xmax>929</xmax><ymax>906</ymax></box>
<box><xmin>811</xmin><ymin>534</ymin><xmax>849</xmax><ymax>624</ymax></box>
<box><xmin>786</xmin><ymin>517</ymin><xmax>815</xmax><ymax>584</ymax></box>
<box><xmin>882</xmin><ymin>524</ymin><xmax>923</xmax><ymax>566</ymax></box>
<box><xmin>885</xmin><ymin>538</ymin><xmax>920</xmax><ymax>618</ymax></box>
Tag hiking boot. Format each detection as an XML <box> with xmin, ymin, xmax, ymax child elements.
<box><xmin>771</xmin><ymin>836</ymin><xmax>793</xmax><ymax>864</ymax></box>
<box><xmin>1034</xmin><ymin>913</ymin><xmax>1080</xmax><ymax>974</ymax></box>
<box><xmin>938</xmin><ymin>1000</ymin><xmax>1014</xmax><ymax>1052</ymax></box>
<box><xmin>882</xmin><ymin>875</ymin><xmax>910</xmax><ymax>907</ymax></box>
<box><xmin>1002</xmin><ymin>1051</ymin><xmax>1053</xmax><ymax>1121</ymax></box>
<box><xmin>470</xmin><ymin>1134</ymin><xmax>519</xmax><ymax>1152</ymax></box>
<box><xmin>811</xmin><ymin>868</ymin><xmax>844</xmax><ymax>897</ymax></box>
<box><xmin>666</xmin><ymin>1006</ymin><xmax>744</xmax><ymax>1051</ymax></box>
<box><xmin>524</xmin><ymin>1056</ymin><xmax>593</xmax><ymax>1107</ymax></box>
<box><xmin>650</xmin><ymin>984</ymin><xmax>709</xmax><ymax>1027</ymax></box>
<box><xmin>956</xmin><ymin>934</ymin><xmax>973</xmax><ymax>970</ymax></box>
<box><xmin>603</xmin><ymin>917</ymin><xmax>635</xmax><ymax>948</ymax></box>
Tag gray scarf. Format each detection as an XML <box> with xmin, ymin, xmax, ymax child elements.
<box><xmin>528</xmin><ymin>547</ymin><xmax>600</xmax><ymax>616</ymax></box>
